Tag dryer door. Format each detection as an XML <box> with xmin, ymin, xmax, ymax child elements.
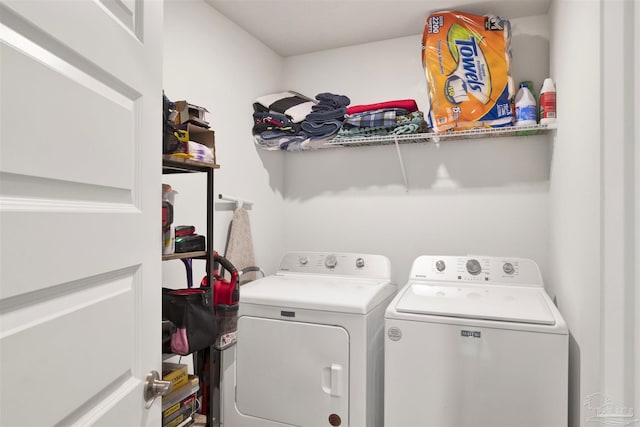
<box><xmin>236</xmin><ymin>316</ymin><xmax>349</xmax><ymax>426</ymax></box>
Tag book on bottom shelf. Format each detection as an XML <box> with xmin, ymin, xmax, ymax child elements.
<box><xmin>165</xmin><ymin>415</ymin><xmax>194</xmax><ymax>427</ymax></box>
<box><xmin>162</xmin><ymin>375</ymin><xmax>199</xmax><ymax>427</ymax></box>
<box><xmin>165</xmin><ymin>411</ymin><xmax>194</xmax><ymax>427</ymax></box>
<box><xmin>162</xmin><ymin>362</ymin><xmax>189</xmax><ymax>392</ymax></box>
<box><xmin>163</xmin><ymin>392</ymin><xmax>197</xmax><ymax>427</ymax></box>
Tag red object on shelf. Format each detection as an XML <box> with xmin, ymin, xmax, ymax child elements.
<box><xmin>175</xmin><ymin>225</ymin><xmax>196</xmax><ymax>237</ymax></box>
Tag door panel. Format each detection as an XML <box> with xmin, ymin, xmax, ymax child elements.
<box><xmin>0</xmin><ymin>42</ymin><xmax>135</xmax><ymax>188</ymax></box>
<box><xmin>1</xmin><ymin>210</ymin><xmax>143</xmax><ymax>297</ymax></box>
<box><xmin>1</xmin><ymin>272</ymin><xmax>135</xmax><ymax>425</ymax></box>
<box><xmin>236</xmin><ymin>316</ymin><xmax>350</xmax><ymax>427</ymax></box>
<box><xmin>0</xmin><ymin>1</ymin><xmax>162</xmax><ymax>425</ymax></box>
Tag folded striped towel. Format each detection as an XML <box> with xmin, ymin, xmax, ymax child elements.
<box><xmin>254</xmin><ymin>91</ymin><xmax>317</xmax><ymax>123</ymax></box>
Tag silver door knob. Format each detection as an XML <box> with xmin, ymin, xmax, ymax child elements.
<box><xmin>144</xmin><ymin>370</ymin><xmax>172</xmax><ymax>409</ymax></box>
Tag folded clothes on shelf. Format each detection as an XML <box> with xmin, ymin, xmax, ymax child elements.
<box><xmin>250</xmin><ymin>93</ymin><xmax>431</xmax><ymax>151</ymax></box>
<box><xmin>253</xmin><ymin>90</ymin><xmax>316</xmax><ymax>123</ymax></box>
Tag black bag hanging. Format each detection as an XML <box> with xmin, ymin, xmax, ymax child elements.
<box><xmin>161</xmin><ymin>320</ymin><xmax>176</xmax><ymax>354</ymax></box>
<box><xmin>162</xmin><ymin>287</ymin><xmax>216</xmax><ymax>355</ymax></box>
<box><xmin>163</xmin><ymin>92</ymin><xmax>181</xmax><ymax>154</ymax></box>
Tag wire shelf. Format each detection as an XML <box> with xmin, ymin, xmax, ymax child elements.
<box><xmin>328</xmin><ymin>123</ymin><xmax>556</xmax><ymax>148</ymax></box>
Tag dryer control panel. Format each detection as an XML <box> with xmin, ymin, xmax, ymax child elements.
<box><xmin>278</xmin><ymin>252</ymin><xmax>391</xmax><ymax>279</ymax></box>
<box><xmin>410</xmin><ymin>255</ymin><xmax>543</xmax><ymax>287</ymax></box>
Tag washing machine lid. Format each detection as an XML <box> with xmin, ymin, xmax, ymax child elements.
<box><xmin>395</xmin><ymin>283</ymin><xmax>556</xmax><ymax>325</ymax></box>
<box><xmin>240</xmin><ymin>274</ymin><xmax>396</xmax><ymax>314</ymax></box>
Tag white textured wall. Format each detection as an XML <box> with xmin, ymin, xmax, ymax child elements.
<box><xmin>548</xmin><ymin>1</ymin><xmax>602</xmax><ymax>426</ymax></box>
<box><xmin>549</xmin><ymin>2</ymin><xmax>639</xmax><ymax>426</ymax></box>
<box><xmin>162</xmin><ymin>0</ymin><xmax>286</xmax><ymax>287</ymax></box>
<box><xmin>281</xmin><ymin>16</ymin><xmax>553</xmax><ymax>287</ymax></box>
<box><xmin>600</xmin><ymin>0</ymin><xmax>638</xmax><ymax>419</ymax></box>
<box><xmin>636</xmin><ymin>0</ymin><xmax>640</xmax><ymax>418</ymax></box>
<box><xmin>631</xmin><ymin>3</ymin><xmax>640</xmax><ymax>418</ymax></box>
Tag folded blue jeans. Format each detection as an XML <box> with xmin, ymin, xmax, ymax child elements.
<box><xmin>301</xmin><ymin>119</ymin><xmax>342</xmax><ymax>139</ymax></box>
<box><xmin>316</xmin><ymin>92</ymin><xmax>350</xmax><ymax>108</ymax></box>
<box><xmin>305</xmin><ymin>107</ymin><xmax>346</xmax><ymax>122</ymax></box>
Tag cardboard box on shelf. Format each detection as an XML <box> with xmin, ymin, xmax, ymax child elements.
<box><xmin>174</xmin><ymin>101</ymin><xmax>210</xmax><ymax>127</ymax></box>
<box><xmin>172</xmin><ymin>123</ymin><xmax>216</xmax><ymax>165</ymax></box>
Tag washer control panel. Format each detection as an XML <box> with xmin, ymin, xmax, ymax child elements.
<box><xmin>410</xmin><ymin>255</ymin><xmax>543</xmax><ymax>286</ymax></box>
<box><xmin>278</xmin><ymin>252</ymin><xmax>391</xmax><ymax>279</ymax></box>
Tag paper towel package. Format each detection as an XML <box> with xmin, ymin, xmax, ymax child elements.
<box><xmin>422</xmin><ymin>11</ymin><xmax>515</xmax><ymax>132</ymax></box>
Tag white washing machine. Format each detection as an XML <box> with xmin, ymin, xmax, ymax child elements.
<box><xmin>220</xmin><ymin>252</ymin><xmax>397</xmax><ymax>427</ymax></box>
<box><xmin>385</xmin><ymin>255</ymin><xmax>568</xmax><ymax>427</ymax></box>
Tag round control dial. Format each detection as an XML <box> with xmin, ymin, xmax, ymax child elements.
<box><xmin>299</xmin><ymin>256</ymin><xmax>309</xmax><ymax>265</ymax></box>
<box><xmin>503</xmin><ymin>262</ymin><xmax>515</xmax><ymax>275</ymax></box>
<box><xmin>325</xmin><ymin>254</ymin><xmax>338</xmax><ymax>269</ymax></box>
<box><xmin>466</xmin><ymin>259</ymin><xmax>482</xmax><ymax>276</ymax></box>
<box><xmin>435</xmin><ymin>260</ymin><xmax>446</xmax><ymax>272</ymax></box>
<box><xmin>355</xmin><ymin>257</ymin><xmax>365</xmax><ymax>269</ymax></box>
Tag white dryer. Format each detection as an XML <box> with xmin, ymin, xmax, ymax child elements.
<box><xmin>220</xmin><ymin>252</ymin><xmax>397</xmax><ymax>427</ymax></box>
<box><xmin>385</xmin><ymin>255</ymin><xmax>568</xmax><ymax>427</ymax></box>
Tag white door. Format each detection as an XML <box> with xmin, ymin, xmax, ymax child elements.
<box><xmin>236</xmin><ymin>316</ymin><xmax>350</xmax><ymax>427</ymax></box>
<box><xmin>0</xmin><ymin>1</ymin><xmax>162</xmax><ymax>426</ymax></box>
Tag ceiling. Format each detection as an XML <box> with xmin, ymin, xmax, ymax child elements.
<box><xmin>205</xmin><ymin>0</ymin><xmax>552</xmax><ymax>57</ymax></box>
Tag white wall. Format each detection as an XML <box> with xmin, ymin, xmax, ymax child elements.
<box><xmin>161</xmin><ymin>2</ymin><xmax>639</xmax><ymax>425</ymax></box>
<box><xmin>160</xmin><ymin>4</ymin><xmax>555</xmax><ymax>290</ymax></box>
<box><xmin>636</xmin><ymin>0</ymin><xmax>640</xmax><ymax>418</ymax></box>
<box><xmin>281</xmin><ymin>16</ymin><xmax>553</xmax><ymax>287</ymax></box>
<box><xmin>162</xmin><ymin>0</ymin><xmax>286</xmax><ymax>286</ymax></box>
<box><xmin>549</xmin><ymin>0</ymin><xmax>639</xmax><ymax>426</ymax></box>
<box><xmin>548</xmin><ymin>1</ymin><xmax>602</xmax><ymax>423</ymax></box>
<box><xmin>600</xmin><ymin>0</ymin><xmax>638</xmax><ymax>420</ymax></box>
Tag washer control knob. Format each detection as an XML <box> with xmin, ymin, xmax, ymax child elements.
<box><xmin>466</xmin><ymin>259</ymin><xmax>482</xmax><ymax>276</ymax></box>
<box><xmin>325</xmin><ymin>254</ymin><xmax>338</xmax><ymax>269</ymax></box>
<box><xmin>503</xmin><ymin>262</ymin><xmax>515</xmax><ymax>275</ymax></box>
<box><xmin>299</xmin><ymin>256</ymin><xmax>309</xmax><ymax>265</ymax></box>
<box><xmin>355</xmin><ymin>257</ymin><xmax>365</xmax><ymax>269</ymax></box>
<box><xmin>435</xmin><ymin>260</ymin><xmax>446</xmax><ymax>272</ymax></box>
